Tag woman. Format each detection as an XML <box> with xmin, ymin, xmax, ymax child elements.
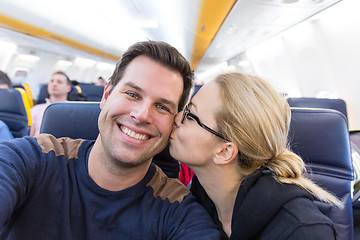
<box><xmin>169</xmin><ymin>72</ymin><xmax>341</xmax><ymax>239</ymax></box>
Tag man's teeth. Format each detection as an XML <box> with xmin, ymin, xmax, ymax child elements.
<box><xmin>120</xmin><ymin>126</ymin><xmax>150</xmax><ymax>140</ymax></box>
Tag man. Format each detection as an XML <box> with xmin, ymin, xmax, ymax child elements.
<box><xmin>0</xmin><ymin>71</ymin><xmax>12</xmax><ymax>89</ymax></box>
<box><xmin>0</xmin><ymin>41</ymin><xmax>220</xmax><ymax>239</ymax></box>
<box><xmin>96</xmin><ymin>76</ymin><xmax>106</xmax><ymax>86</ymax></box>
<box><xmin>30</xmin><ymin>71</ymin><xmax>71</xmax><ymax>136</ymax></box>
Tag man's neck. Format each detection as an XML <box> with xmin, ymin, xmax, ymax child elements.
<box><xmin>49</xmin><ymin>95</ymin><xmax>67</xmax><ymax>103</ymax></box>
<box><xmin>88</xmin><ymin>137</ymin><xmax>151</xmax><ymax>191</ymax></box>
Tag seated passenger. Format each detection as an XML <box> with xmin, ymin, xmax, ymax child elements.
<box><xmin>0</xmin><ymin>41</ymin><xmax>220</xmax><ymax>239</ymax></box>
<box><xmin>170</xmin><ymin>72</ymin><xmax>340</xmax><ymax>239</ymax></box>
<box><xmin>0</xmin><ymin>71</ymin><xmax>12</xmax><ymax>89</ymax></box>
<box><xmin>30</xmin><ymin>71</ymin><xmax>71</xmax><ymax>136</ymax></box>
<box><xmin>96</xmin><ymin>76</ymin><xmax>106</xmax><ymax>86</ymax></box>
<box><xmin>0</xmin><ymin>120</ymin><xmax>13</xmax><ymax>141</ymax></box>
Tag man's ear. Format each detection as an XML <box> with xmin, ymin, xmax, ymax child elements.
<box><xmin>100</xmin><ymin>83</ymin><xmax>112</xmax><ymax>109</ymax></box>
<box><xmin>213</xmin><ymin>142</ymin><xmax>238</xmax><ymax>165</ymax></box>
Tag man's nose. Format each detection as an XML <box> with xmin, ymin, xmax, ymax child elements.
<box><xmin>131</xmin><ymin>102</ymin><xmax>153</xmax><ymax>124</ymax></box>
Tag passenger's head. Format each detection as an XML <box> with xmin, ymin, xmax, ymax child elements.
<box><xmin>171</xmin><ymin>72</ymin><xmax>302</xmax><ymax>176</ymax></box>
<box><xmin>96</xmin><ymin>76</ymin><xmax>106</xmax><ymax>86</ymax></box>
<box><xmin>48</xmin><ymin>71</ymin><xmax>71</xmax><ymax>99</ymax></box>
<box><xmin>97</xmin><ymin>41</ymin><xmax>190</xmax><ymax>168</ymax></box>
<box><xmin>108</xmin><ymin>41</ymin><xmax>193</xmax><ymax>112</ymax></box>
<box><xmin>170</xmin><ymin>72</ymin><xmax>341</xmax><ymax>206</ymax></box>
<box><xmin>213</xmin><ymin>73</ymin><xmax>293</xmax><ymax>172</ymax></box>
<box><xmin>0</xmin><ymin>71</ymin><xmax>12</xmax><ymax>89</ymax></box>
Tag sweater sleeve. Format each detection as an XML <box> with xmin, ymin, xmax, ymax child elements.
<box><xmin>287</xmin><ymin>224</ymin><xmax>336</xmax><ymax>240</ymax></box>
<box><xmin>166</xmin><ymin>194</ymin><xmax>221</xmax><ymax>239</ymax></box>
<box><xmin>0</xmin><ymin>137</ymin><xmax>42</xmax><ymax>227</ymax></box>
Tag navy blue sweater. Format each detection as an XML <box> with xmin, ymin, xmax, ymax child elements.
<box><xmin>0</xmin><ymin>134</ymin><xmax>220</xmax><ymax>239</ymax></box>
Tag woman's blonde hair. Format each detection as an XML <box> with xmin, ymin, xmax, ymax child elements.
<box><xmin>214</xmin><ymin>72</ymin><xmax>342</xmax><ymax>207</ymax></box>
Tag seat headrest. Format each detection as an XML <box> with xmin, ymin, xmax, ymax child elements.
<box><xmin>287</xmin><ymin>97</ymin><xmax>348</xmax><ymax>120</ymax></box>
<box><xmin>289</xmin><ymin>107</ymin><xmax>353</xmax><ymax>180</ymax></box>
<box><xmin>0</xmin><ymin>89</ymin><xmax>28</xmax><ymax>138</ymax></box>
<box><xmin>40</xmin><ymin>102</ymin><xmax>100</xmax><ymax>140</ymax></box>
<box><xmin>78</xmin><ymin>84</ymin><xmax>104</xmax><ymax>102</ymax></box>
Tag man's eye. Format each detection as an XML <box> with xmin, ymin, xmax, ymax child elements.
<box><xmin>126</xmin><ymin>92</ymin><xmax>138</xmax><ymax>99</ymax></box>
<box><xmin>157</xmin><ymin>104</ymin><xmax>170</xmax><ymax>113</ymax></box>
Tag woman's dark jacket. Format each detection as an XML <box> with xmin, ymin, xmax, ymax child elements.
<box><xmin>190</xmin><ymin>169</ymin><xmax>337</xmax><ymax>240</ymax></box>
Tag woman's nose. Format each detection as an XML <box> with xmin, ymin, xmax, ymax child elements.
<box><xmin>174</xmin><ymin>111</ymin><xmax>183</xmax><ymax>127</ymax></box>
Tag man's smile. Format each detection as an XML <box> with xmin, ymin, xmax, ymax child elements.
<box><xmin>120</xmin><ymin>125</ymin><xmax>150</xmax><ymax>141</ymax></box>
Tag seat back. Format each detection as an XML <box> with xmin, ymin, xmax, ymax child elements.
<box><xmin>287</xmin><ymin>97</ymin><xmax>348</xmax><ymax>120</ymax></box>
<box><xmin>40</xmin><ymin>102</ymin><xmax>100</xmax><ymax>140</ymax></box>
<box><xmin>78</xmin><ymin>84</ymin><xmax>104</xmax><ymax>101</ymax></box>
<box><xmin>37</xmin><ymin>84</ymin><xmax>86</xmax><ymax>104</ymax></box>
<box><xmin>40</xmin><ymin>102</ymin><xmax>179</xmax><ymax>178</ymax></box>
<box><xmin>289</xmin><ymin>107</ymin><xmax>354</xmax><ymax>240</ymax></box>
<box><xmin>0</xmin><ymin>89</ymin><xmax>28</xmax><ymax>138</ymax></box>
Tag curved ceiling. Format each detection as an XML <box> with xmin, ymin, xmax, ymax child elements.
<box><xmin>0</xmin><ymin>0</ymin><xmax>342</xmax><ymax>73</ymax></box>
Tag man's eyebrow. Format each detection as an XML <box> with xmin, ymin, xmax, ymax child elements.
<box><xmin>159</xmin><ymin>98</ymin><xmax>177</xmax><ymax>111</ymax></box>
<box><xmin>124</xmin><ymin>82</ymin><xmax>143</xmax><ymax>93</ymax></box>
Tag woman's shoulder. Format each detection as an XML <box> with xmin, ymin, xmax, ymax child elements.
<box><xmin>259</xmin><ymin>197</ymin><xmax>336</xmax><ymax>239</ymax></box>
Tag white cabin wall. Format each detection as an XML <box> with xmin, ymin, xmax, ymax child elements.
<box><xmin>241</xmin><ymin>0</ymin><xmax>360</xmax><ymax>130</ymax></box>
<box><xmin>1</xmin><ymin>43</ymin><xmax>115</xmax><ymax>100</ymax></box>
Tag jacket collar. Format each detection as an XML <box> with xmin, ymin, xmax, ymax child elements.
<box><xmin>191</xmin><ymin>169</ymin><xmax>312</xmax><ymax>240</ymax></box>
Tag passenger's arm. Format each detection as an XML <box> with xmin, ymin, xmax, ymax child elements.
<box><xmin>167</xmin><ymin>194</ymin><xmax>221</xmax><ymax>239</ymax></box>
<box><xmin>0</xmin><ymin>138</ymin><xmax>40</xmax><ymax>227</ymax></box>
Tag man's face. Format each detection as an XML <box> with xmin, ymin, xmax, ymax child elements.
<box><xmin>98</xmin><ymin>55</ymin><xmax>184</xmax><ymax>168</ymax></box>
<box><xmin>48</xmin><ymin>73</ymin><xmax>70</xmax><ymax>97</ymax></box>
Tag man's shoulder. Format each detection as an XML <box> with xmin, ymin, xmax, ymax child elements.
<box><xmin>147</xmin><ymin>165</ymin><xmax>190</xmax><ymax>204</ymax></box>
<box><xmin>35</xmin><ymin>134</ymin><xmax>86</xmax><ymax>163</ymax></box>
<box><xmin>30</xmin><ymin>102</ymin><xmax>48</xmax><ymax>111</ymax></box>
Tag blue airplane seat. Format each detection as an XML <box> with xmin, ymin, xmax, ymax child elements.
<box><xmin>36</xmin><ymin>84</ymin><xmax>86</xmax><ymax>104</ymax></box>
<box><xmin>289</xmin><ymin>107</ymin><xmax>354</xmax><ymax>240</ymax></box>
<box><xmin>0</xmin><ymin>89</ymin><xmax>28</xmax><ymax>138</ymax></box>
<box><xmin>78</xmin><ymin>84</ymin><xmax>104</xmax><ymax>101</ymax></box>
<box><xmin>287</xmin><ymin>97</ymin><xmax>348</xmax><ymax>120</ymax></box>
<box><xmin>36</xmin><ymin>84</ymin><xmax>49</xmax><ymax>104</ymax></box>
<box><xmin>40</xmin><ymin>102</ymin><xmax>100</xmax><ymax>140</ymax></box>
<box><xmin>40</xmin><ymin>102</ymin><xmax>179</xmax><ymax>178</ymax></box>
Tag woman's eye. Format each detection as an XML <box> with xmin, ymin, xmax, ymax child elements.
<box><xmin>186</xmin><ymin>115</ymin><xmax>195</xmax><ymax>121</ymax></box>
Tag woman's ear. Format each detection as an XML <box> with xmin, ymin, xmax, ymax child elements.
<box><xmin>100</xmin><ymin>83</ymin><xmax>112</xmax><ymax>109</ymax></box>
<box><xmin>213</xmin><ymin>142</ymin><xmax>238</xmax><ymax>165</ymax></box>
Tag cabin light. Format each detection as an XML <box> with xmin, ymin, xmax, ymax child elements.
<box><xmin>96</xmin><ymin>62</ymin><xmax>115</xmax><ymax>70</ymax></box>
<box><xmin>238</xmin><ymin>60</ymin><xmax>250</xmax><ymax>67</ymax></box>
<box><xmin>74</xmin><ymin>57</ymin><xmax>96</xmax><ymax>67</ymax></box>
<box><xmin>0</xmin><ymin>40</ymin><xmax>18</xmax><ymax>70</ymax></box>
<box><xmin>135</xmin><ymin>20</ymin><xmax>159</xmax><ymax>29</ymax></box>
<box><xmin>17</xmin><ymin>54</ymin><xmax>40</xmax><ymax>62</ymax></box>
<box><xmin>56</xmin><ymin>60</ymin><xmax>73</xmax><ymax>66</ymax></box>
<box><xmin>0</xmin><ymin>40</ymin><xmax>17</xmax><ymax>52</ymax></box>
<box><xmin>281</xmin><ymin>0</ymin><xmax>299</xmax><ymax>4</ymax></box>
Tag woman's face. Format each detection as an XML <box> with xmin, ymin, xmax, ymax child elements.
<box><xmin>169</xmin><ymin>81</ymin><xmax>224</xmax><ymax>167</ymax></box>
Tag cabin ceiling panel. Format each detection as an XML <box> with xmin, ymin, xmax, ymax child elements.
<box><xmin>196</xmin><ymin>0</ymin><xmax>342</xmax><ymax>73</ymax></box>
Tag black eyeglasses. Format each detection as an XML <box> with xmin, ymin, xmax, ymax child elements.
<box><xmin>181</xmin><ymin>103</ymin><xmax>228</xmax><ymax>141</ymax></box>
